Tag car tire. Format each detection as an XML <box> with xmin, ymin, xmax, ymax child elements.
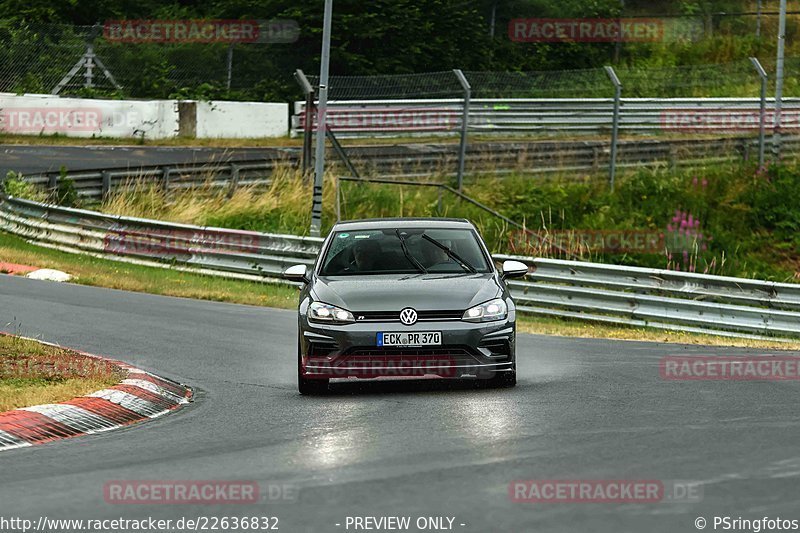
<box><xmin>487</xmin><ymin>370</ymin><xmax>517</xmax><ymax>388</ymax></box>
<box><xmin>298</xmin><ymin>342</ymin><xmax>329</xmax><ymax>395</ymax></box>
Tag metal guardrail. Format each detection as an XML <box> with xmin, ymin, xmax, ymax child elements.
<box><xmin>291</xmin><ymin>97</ymin><xmax>800</xmax><ymax>137</ymax></box>
<box><xmin>17</xmin><ymin>135</ymin><xmax>800</xmax><ymax>201</ymax></box>
<box><xmin>0</xmin><ymin>194</ymin><xmax>322</xmax><ymax>279</ymax></box>
<box><xmin>2</xmin><ymin>193</ymin><xmax>799</xmax><ymax>341</ymax></box>
<box><xmin>497</xmin><ymin>254</ymin><xmax>800</xmax><ymax>340</ymax></box>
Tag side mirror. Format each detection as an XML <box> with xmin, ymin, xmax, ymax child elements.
<box><xmin>283</xmin><ymin>264</ymin><xmax>309</xmax><ymax>283</ymax></box>
<box><xmin>501</xmin><ymin>260</ymin><xmax>528</xmax><ymax>280</ymax></box>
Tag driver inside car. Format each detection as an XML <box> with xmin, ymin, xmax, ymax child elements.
<box><xmin>350</xmin><ymin>238</ymin><xmax>382</xmax><ymax>272</ymax></box>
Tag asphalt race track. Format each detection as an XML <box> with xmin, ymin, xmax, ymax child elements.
<box><xmin>0</xmin><ymin>145</ymin><xmax>293</xmax><ymax>177</ymax></box>
<box><xmin>1</xmin><ymin>274</ymin><xmax>799</xmax><ymax>532</ymax></box>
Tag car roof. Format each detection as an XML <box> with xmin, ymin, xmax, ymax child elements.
<box><xmin>331</xmin><ymin>217</ymin><xmax>474</xmax><ymax>231</ymax></box>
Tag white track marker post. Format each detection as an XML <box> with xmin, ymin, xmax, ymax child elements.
<box><xmin>311</xmin><ymin>0</ymin><xmax>333</xmax><ymax>238</ymax></box>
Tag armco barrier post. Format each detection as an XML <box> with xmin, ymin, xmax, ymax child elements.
<box><xmin>604</xmin><ymin>66</ymin><xmax>622</xmax><ymax>192</ymax></box>
<box><xmin>750</xmin><ymin>57</ymin><xmax>768</xmax><ymax>169</ymax></box>
<box><xmin>48</xmin><ymin>173</ymin><xmax>58</xmax><ymax>199</ymax></box>
<box><xmin>453</xmin><ymin>69</ymin><xmax>471</xmax><ymax>193</ymax></box>
<box><xmin>101</xmin><ymin>170</ymin><xmax>112</xmax><ymax>199</ymax></box>
<box><xmin>162</xmin><ymin>167</ymin><xmax>173</xmax><ymax>191</ymax></box>
<box><xmin>227</xmin><ymin>164</ymin><xmax>240</xmax><ymax>199</ymax></box>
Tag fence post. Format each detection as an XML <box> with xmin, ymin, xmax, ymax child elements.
<box><xmin>48</xmin><ymin>173</ymin><xmax>58</xmax><ymax>199</ymax></box>
<box><xmin>294</xmin><ymin>69</ymin><xmax>315</xmax><ymax>178</ymax></box>
<box><xmin>750</xmin><ymin>57</ymin><xmax>768</xmax><ymax>169</ymax></box>
<box><xmin>453</xmin><ymin>69</ymin><xmax>471</xmax><ymax>193</ymax></box>
<box><xmin>335</xmin><ymin>176</ymin><xmax>341</xmax><ymax>222</ymax></box>
<box><xmin>227</xmin><ymin>164</ymin><xmax>240</xmax><ymax>199</ymax></box>
<box><xmin>226</xmin><ymin>44</ymin><xmax>234</xmax><ymax>91</ymax></box>
<box><xmin>101</xmin><ymin>170</ymin><xmax>112</xmax><ymax>200</ymax></box>
<box><xmin>604</xmin><ymin>66</ymin><xmax>622</xmax><ymax>191</ymax></box>
<box><xmin>162</xmin><ymin>167</ymin><xmax>172</xmax><ymax>191</ymax></box>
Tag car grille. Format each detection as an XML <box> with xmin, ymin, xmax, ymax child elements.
<box><xmin>353</xmin><ymin>310</ymin><xmax>464</xmax><ymax>322</ymax></box>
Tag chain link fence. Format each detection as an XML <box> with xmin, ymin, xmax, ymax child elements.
<box><xmin>0</xmin><ymin>21</ymin><xmax>290</xmax><ymax>99</ymax></box>
<box><xmin>292</xmin><ymin>60</ymin><xmax>800</xmax><ymax>186</ymax></box>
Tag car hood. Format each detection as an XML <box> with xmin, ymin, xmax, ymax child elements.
<box><xmin>312</xmin><ymin>273</ymin><xmax>502</xmax><ymax>312</ymax></box>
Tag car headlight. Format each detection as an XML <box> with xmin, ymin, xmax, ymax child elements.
<box><xmin>462</xmin><ymin>298</ymin><xmax>508</xmax><ymax>322</ymax></box>
<box><xmin>308</xmin><ymin>301</ymin><xmax>355</xmax><ymax>324</ymax></box>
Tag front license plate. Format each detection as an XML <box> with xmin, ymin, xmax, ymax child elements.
<box><xmin>377</xmin><ymin>331</ymin><xmax>442</xmax><ymax>346</ymax></box>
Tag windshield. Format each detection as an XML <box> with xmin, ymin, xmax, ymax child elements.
<box><xmin>319</xmin><ymin>227</ymin><xmax>492</xmax><ymax>276</ymax></box>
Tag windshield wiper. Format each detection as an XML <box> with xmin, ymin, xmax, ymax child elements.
<box><xmin>395</xmin><ymin>229</ymin><xmax>428</xmax><ymax>273</ymax></box>
<box><xmin>421</xmin><ymin>234</ymin><xmax>477</xmax><ymax>273</ymax></box>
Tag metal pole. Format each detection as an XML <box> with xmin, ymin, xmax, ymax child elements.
<box><xmin>750</xmin><ymin>57</ymin><xmax>768</xmax><ymax>168</ymax></box>
<box><xmin>335</xmin><ymin>176</ymin><xmax>341</xmax><ymax>222</ymax></box>
<box><xmin>613</xmin><ymin>0</ymin><xmax>625</xmax><ymax>64</ymax></box>
<box><xmin>489</xmin><ymin>2</ymin><xmax>496</xmax><ymax>38</ymax></box>
<box><xmin>310</xmin><ymin>0</ymin><xmax>333</xmax><ymax>237</ymax></box>
<box><xmin>84</xmin><ymin>44</ymin><xmax>94</xmax><ymax>88</ymax></box>
<box><xmin>772</xmin><ymin>0</ymin><xmax>787</xmax><ymax>161</ymax></box>
<box><xmin>453</xmin><ymin>69</ymin><xmax>471</xmax><ymax>193</ymax></box>
<box><xmin>226</xmin><ymin>44</ymin><xmax>234</xmax><ymax>91</ymax></box>
<box><xmin>756</xmin><ymin>0</ymin><xmax>762</xmax><ymax>38</ymax></box>
<box><xmin>294</xmin><ymin>69</ymin><xmax>315</xmax><ymax>177</ymax></box>
<box><xmin>605</xmin><ymin>66</ymin><xmax>622</xmax><ymax>191</ymax></box>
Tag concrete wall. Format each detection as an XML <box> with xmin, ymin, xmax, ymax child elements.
<box><xmin>0</xmin><ymin>94</ymin><xmax>288</xmax><ymax>139</ymax></box>
<box><xmin>194</xmin><ymin>101</ymin><xmax>288</xmax><ymax>138</ymax></box>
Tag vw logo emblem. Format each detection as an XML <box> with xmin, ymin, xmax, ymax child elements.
<box><xmin>399</xmin><ymin>307</ymin><xmax>418</xmax><ymax>326</ymax></box>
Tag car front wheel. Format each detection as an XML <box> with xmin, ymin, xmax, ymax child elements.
<box><xmin>298</xmin><ymin>341</ymin><xmax>329</xmax><ymax>395</ymax></box>
<box><xmin>486</xmin><ymin>369</ymin><xmax>516</xmax><ymax>388</ymax></box>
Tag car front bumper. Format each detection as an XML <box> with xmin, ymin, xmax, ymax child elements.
<box><xmin>299</xmin><ymin>317</ymin><xmax>516</xmax><ymax>379</ymax></box>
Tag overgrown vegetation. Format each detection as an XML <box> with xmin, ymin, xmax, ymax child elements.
<box><xmin>2</xmin><ymin>171</ymin><xmax>46</xmax><ymax>201</ymax></box>
<box><xmin>94</xmin><ymin>162</ymin><xmax>800</xmax><ymax>282</ymax></box>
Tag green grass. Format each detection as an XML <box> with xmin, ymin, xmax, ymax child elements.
<box><xmin>0</xmin><ymin>334</ymin><xmax>124</xmax><ymax>411</ymax></box>
<box><xmin>0</xmin><ymin>231</ymin><xmax>299</xmax><ymax>308</ymax></box>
